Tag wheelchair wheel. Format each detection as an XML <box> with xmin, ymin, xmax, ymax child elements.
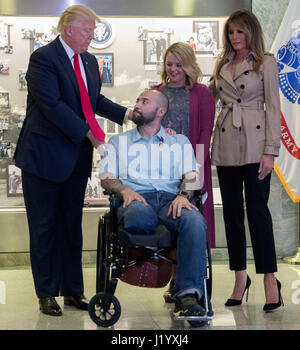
<box><xmin>188</xmin><ymin>320</ymin><xmax>207</xmax><ymax>328</ymax></box>
<box><xmin>88</xmin><ymin>293</ymin><xmax>121</xmax><ymax>327</ymax></box>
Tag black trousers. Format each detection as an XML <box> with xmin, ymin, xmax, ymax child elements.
<box><xmin>22</xmin><ymin>141</ymin><xmax>91</xmax><ymax>298</ymax></box>
<box><xmin>217</xmin><ymin>163</ymin><xmax>277</xmax><ymax>274</ymax></box>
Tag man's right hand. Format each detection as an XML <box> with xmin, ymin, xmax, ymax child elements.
<box><xmin>86</xmin><ymin>129</ymin><xmax>108</xmax><ymax>157</ymax></box>
<box><xmin>86</xmin><ymin>129</ymin><xmax>102</xmax><ymax>149</ymax></box>
<box><xmin>120</xmin><ymin>187</ymin><xmax>148</xmax><ymax>208</ymax></box>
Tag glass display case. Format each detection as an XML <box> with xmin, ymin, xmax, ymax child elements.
<box><xmin>0</xmin><ymin>0</ymin><xmax>252</xmax><ymax>258</ymax></box>
<box><xmin>0</xmin><ymin>14</ymin><xmax>228</xmax><ymax>207</ymax></box>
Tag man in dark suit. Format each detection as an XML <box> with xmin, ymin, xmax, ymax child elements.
<box><xmin>14</xmin><ymin>5</ymin><xmax>132</xmax><ymax>316</ymax></box>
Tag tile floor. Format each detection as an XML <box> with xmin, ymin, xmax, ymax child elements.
<box><xmin>0</xmin><ymin>261</ymin><xmax>300</xmax><ymax>331</ymax></box>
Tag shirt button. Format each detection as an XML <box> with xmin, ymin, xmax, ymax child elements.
<box><xmin>219</xmin><ymin>86</ymin><xmax>223</xmax><ymax>91</ymax></box>
<box><xmin>222</xmin><ymin>128</ymin><xmax>225</xmax><ymax>132</ymax></box>
<box><xmin>240</xmin><ymin>84</ymin><xmax>245</xmax><ymax>89</ymax></box>
<box><xmin>256</xmin><ymin>125</ymin><xmax>261</xmax><ymax>129</ymax></box>
<box><xmin>237</xmin><ymin>98</ymin><xmax>241</xmax><ymax>103</ymax></box>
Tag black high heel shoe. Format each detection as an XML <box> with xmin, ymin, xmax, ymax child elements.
<box><xmin>225</xmin><ymin>275</ymin><xmax>251</xmax><ymax>306</ymax></box>
<box><xmin>263</xmin><ymin>278</ymin><xmax>284</xmax><ymax>312</ymax></box>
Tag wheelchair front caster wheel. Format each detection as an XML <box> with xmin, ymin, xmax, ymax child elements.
<box><xmin>88</xmin><ymin>293</ymin><xmax>121</xmax><ymax>327</ymax></box>
<box><xmin>188</xmin><ymin>320</ymin><xmax>207</xmax><ymax>328</ymax></box>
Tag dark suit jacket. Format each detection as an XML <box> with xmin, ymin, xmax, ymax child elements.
<box><xmin>14</xmin><ymin>36</ymin><xmax>126</xmax><ymax>183</ymax></box>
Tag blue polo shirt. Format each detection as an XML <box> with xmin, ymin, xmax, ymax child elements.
<box><xmin>99</xmin><ymin>127</ymin><xmax>196</xmax><ymax>195</ymax></box>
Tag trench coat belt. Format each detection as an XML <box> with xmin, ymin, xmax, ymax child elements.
<box><xmin>224</xmin><ymin>101</ymin><xmax>265</xmax><ymax>128</ymax></box>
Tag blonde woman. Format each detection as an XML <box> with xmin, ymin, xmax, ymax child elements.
<box><xmin>210</xmin><ymin>10</ymin><xmax>282</xmax><ymax>311</ymax></box>
<box><xmin>153</xmin><ymin>42</ymin><xmax>215</xmax><ymax>302</ymax></box>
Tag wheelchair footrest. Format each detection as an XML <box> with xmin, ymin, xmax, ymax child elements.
<box><xmin>173</xmin><ymin>315</ymin><xmax>214</xmax><ymax>321</ymax></box>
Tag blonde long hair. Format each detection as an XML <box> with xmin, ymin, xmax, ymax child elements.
<box><xmin>161</xmin><ymin>42</ymin><xmax>202</xmax><ymax>89</ymax></box>
<box><xmin>57</xmin><ymin>5</ymin><xmax>100</xmax><ymax>33</ymax></box>
<box><xmin>213</xmin><ymin>10</ymin><xmax>265</xmax><ymax>79</ymax></box>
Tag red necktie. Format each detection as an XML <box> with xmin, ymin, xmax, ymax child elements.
<box><xmin>73</xmin><ymin>53</ymin><xmax>105</xmax><ymax>141</ymax></box>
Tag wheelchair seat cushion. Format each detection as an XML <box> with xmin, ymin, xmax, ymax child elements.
<box><xmin>118</xmin><ymin>224</ymin><xmax>175</xmax><ymax>247</ymax></box>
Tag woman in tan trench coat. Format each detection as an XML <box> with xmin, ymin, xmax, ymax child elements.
<box><xmin>210</xmin><ymin>10</ymin><xmax>283</xmax><ymax>312</ymax></box>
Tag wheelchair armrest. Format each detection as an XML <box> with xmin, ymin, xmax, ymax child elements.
<box><xmin>103</xmin><ymin>190</ymin><xmax>123</xmax><ymax>210</ymax></box>
<box><xmin>189</xmin><ymin>188</ymin><xmax>207</xmax><ymax>213</ymax></box>
<box><xmin>103</xmin><ymin>189</ymin><xmax>115</xmax><ymax>197</ymax></box>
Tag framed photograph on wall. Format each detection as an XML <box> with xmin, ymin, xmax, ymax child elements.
<box><xmin>181</xmin><ymin>33</ymin><xmax>197</xmax><ymax>52</ymax></box>
<box><xmin>7</xmin><ymin>164</ymin><xmax>23</xmax><ymax>197</ymax></box>
<box><xmin>0</xmin><ymin>141</ymin><xmax>11</xmax><ymax>158</ymax></box>
<box><xmin>0</xmin><ymin>92</ymin><xmax>9</xmax><ymax>108</ymax></box>
<box><xmin>193</xmin><ymin>21</ymin><xmax>219</xmax><ymax>55</ymax></box>
<box><xmin>93</xmin><ymin>53</ymin><xmax>114</xmax><ymax>87</ymax></box>
<box><xmin>0</xmin><ymin>21</ymin><xmax>8</xmax><ymax>49</ymax></box>
<box><xmin>201</xmin><ymin>74</ymin><xmax>212</xmax><ymax>86</ymax></box>
<box><xmin>18</xmin><ymin>69</ymin><xmax>27</xmax><ymax>90</ymax></box>
<box><xmin>0</xmin><ymin>59</ymin><xmax>9</xmax><ymax>75</ymax></box>
<box><xmin>143</xmin><ymin>31</ymin><xmax>170</xmax><ymax>65</ymax></box>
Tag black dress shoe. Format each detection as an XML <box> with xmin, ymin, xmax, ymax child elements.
<box><xmin>39</xmin><ymin>297</ymin><xmax>62</xmax><ymax>316</ymax></box>
<box><xmin>64</xmin><ymin>295</ymin><xmax>89</xmax><ymax>310</ymax></box>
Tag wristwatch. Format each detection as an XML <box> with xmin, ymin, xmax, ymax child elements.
<box><xmin>177</xmin><ymin>190</ymin><xmax>189</xmax><ymax>198</ymax></box>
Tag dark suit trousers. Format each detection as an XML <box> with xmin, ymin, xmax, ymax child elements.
<box><xmin>217</xmin><ymin>163</ymin><xmax>277</xmax><ymax>274</ymax></box>
<box><xmin>21</xmin><ymin>140</ymin><xmax>90</xmax><ymax>298</ymax></box>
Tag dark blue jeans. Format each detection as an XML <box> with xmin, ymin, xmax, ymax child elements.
<box><xmin>117</xmin><ymin>191</ymin><xmax>207</xmax><ymax>299</ymax></box>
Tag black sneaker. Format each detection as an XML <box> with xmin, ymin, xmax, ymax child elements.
<box><xmin>173</xmin><ymin>293</ymin><xmax>206</xmax><ymax>318</ymax></box>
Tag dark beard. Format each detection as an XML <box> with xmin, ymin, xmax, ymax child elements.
<box><xmin>132</xmin><ymin>110</ymin><xmax>156</xmax><ymax>126</ymax></box>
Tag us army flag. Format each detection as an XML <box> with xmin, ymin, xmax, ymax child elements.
<box><xmin>271</xmin><ymin>0</ymin><xmax>300</xmax><ymax>202</ymax></box>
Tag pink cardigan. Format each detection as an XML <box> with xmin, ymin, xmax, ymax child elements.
<box><xmin>154</xmin><ymin>83</ymin><xmax>216</xmax><ymax>248</ymax></box>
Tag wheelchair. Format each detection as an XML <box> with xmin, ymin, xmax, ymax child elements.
<box><xmin>88</xmin><ymin>190</ymin><xmax>214</xmax><ymax>328</ymax></box>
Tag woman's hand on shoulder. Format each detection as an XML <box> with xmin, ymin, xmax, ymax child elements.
<box><xmin>164</xmin><ymin>128</ymin><xmax>177</xmax><ymax>135</ymax></box>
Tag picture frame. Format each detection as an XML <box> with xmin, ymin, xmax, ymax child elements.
<box><xmin>93</xmin><ymin>53</ymin><xmax>114</xmax><ymax>87</ymax></box>
<box><xmin>0</xmin><ymin>92</ymin><xmax>9</xmax><ymax>108</ymax></box>
<box><xmin>0</xmin><ymin>21</ymin><xmax>8</xmax><ymax>49</ymax></box>
<box><xmin>18</xmin><ymin>69</ymin><xmax>27</xmax><ymax>90</ymax></box>
<box><xmin>201</xmin><ymin>74</ymin><xmax>212</xmax><ymax>86</ymax></box>
<box><xmin>0</xmin><ymin>141</ymin><xmax>11</xmax><ymax>158</ymax></box>
<box><xmin>0</xmin><ymin>118</ymin><xmax>9</xmax><ymax>130</ymax></box>
<box><xmin>193</xmin><ymin>21</ymin><xmax>219</xmax><ymax>55</ymax></box>
<box><xmin>0</xmin><ymin>59</ymin><xmax>9</xmax><ymax>75</ymax></box>
<box><xmin>7</xmin><ymin>164</ymin><xmax>23</xmax><ymax>197</ymax></box>
<box><xmin>20</xmin><ymin>27</ymin><xmax>36</xmax><ymax>39</ymax></box>
<box><xmin>181</xmin><ymin>33</ymin><xmax>197</xmax><ymax>52</ymax></box>
<box><xmin>30</xmin><ymin>26</ymin><xmax>58</xmax><ymax>53</ymax></box>
<box><xmin>143</xmin><ymin>31</ymin><xmax>170</xmax><ymax>65</ymax></box>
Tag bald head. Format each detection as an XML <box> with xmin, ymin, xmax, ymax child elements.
<box><xmin>142</xmin><ymin>89</ymin><xmax>169</xmax><ymax>116</ymax></box>
<box><xmin>151</xmin><ymin>89</ymin><xmax>169</xmax><ymax>114</ymax></box>
<box><xmin>133</xmin><ymin>89</ymin><xmax>169</xmax><ymax>128</ymax></box>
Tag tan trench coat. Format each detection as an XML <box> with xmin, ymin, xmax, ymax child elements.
<box><xmin>210</xmin><ymin>53</ymin><xmax>281</xmax><ymax>166</ymax></box>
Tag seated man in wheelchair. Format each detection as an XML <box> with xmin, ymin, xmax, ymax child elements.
<box><xmin>99</xmin><ymin>89</ymin><xmax>207</xmax><ymax>320</ymax></box>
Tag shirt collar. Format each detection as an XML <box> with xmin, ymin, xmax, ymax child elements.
<box><xmin>132</xmin><ymin>126</ymin><xmax>166</xmax><ymax>143</ymax></box>
<box><xmin>227</xmin><ymin>50</ymin><xmax>255</xmax><ymax>62</ymax></box>
<box><xmin>59</xmin><ymin>36</ymin><xmax>76</xmax><ymax>61</ymax></box>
